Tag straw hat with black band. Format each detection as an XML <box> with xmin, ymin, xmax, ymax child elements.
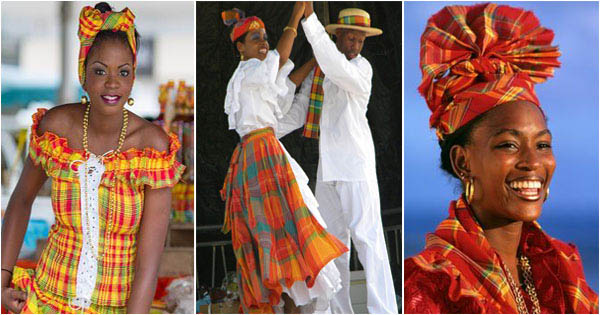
<box><xmin>325</xmin><ymin>8</ymin><xmax>382</xmax><ymax>37</ymax></box>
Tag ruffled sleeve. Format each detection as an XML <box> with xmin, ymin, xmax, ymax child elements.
<box><xmin>404</xmin><ymin>256</ymin><xmax>487</xmax><ymax>314</ymax></box>
<box><xmin>28</xmin><ymin>108</ymin><xmax>84</xmax><ymax>182</ymax></box>
<box><xmin>101</xmin><ymin>133</ymin><xmax>185</xmax><ymax>189</ymax></box>
<box><xmin>275</xmin><ymin>59</ymin><xmax>296</xmax><ymax>116</ymax></box>
<box><xmin>224</xmin><ymin>49</ymin><xmax>295</xmax><ymax>130</ymax></box>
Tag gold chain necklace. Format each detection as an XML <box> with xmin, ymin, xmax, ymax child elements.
<box><xmin>83</xmin><ymin>103</ymin><xmax>128</xmax><ymax>155</ymax></box>
<box><xmin>502</xmin><ymin>255</ymin><xmax>541</xmax><ymax>314</ymax></box>
<box><xmin>81</xmin><ymin>103</ymin><xmax>128</xmax><ymax>260</ymax></box>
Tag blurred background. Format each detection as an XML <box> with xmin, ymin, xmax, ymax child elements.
<box><xmin>197</xmin><ymin>2</ymin><xmax>401</xmax><ymax>313</ymax></box>
<box><xmin>1</xmin><ymin>1</ymin><xmax>195</xmax><ymax>313</ymax></box>
<box><xmin>404</xmin><ymin>1</ymin><xmax>599</xmax><ymax>293</ymax></box>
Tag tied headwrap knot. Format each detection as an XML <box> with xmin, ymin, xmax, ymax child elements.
<box><xmin>78</xmin><ymin>6</ymin><xmax>137</xmax><ymax>85</ymax></box>
<box><xmin>418</xmin><ymin>3</ymin><xmax>560</xmax><ymax>139</ymax></box>
<box><xmin>221</xmin><ymin>9</ymin><xmax>265</xmax><ymax>42</ymax></box>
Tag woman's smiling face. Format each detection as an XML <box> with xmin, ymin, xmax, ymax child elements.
<box><xmin>83</xmin><ymin>37</ymin><xmax>134</xmax><ymax>112</ymax></box>
<box><xmin>455</xmin><ymin>100</ymin><xmax>555</xmax><ymax>228</ymax></box>
<box><xmin>237</xmin><ymin>28</ymin><xmax>269</xmax><ymax>61</ymax></box>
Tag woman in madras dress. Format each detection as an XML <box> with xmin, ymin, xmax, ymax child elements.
<box><xmin>220</xmin><ymin>2</ymin><xmax>348</xmax><ymax>313</ymax></box>
<box><xmin>1</xmin><ymin>2</ymin><xmax>184</xmax><ymax>313</ymax></box>
<box><xmin>404</xmin><ymin>3</ymin><xmax>598</xmax><ymax>314</ymax></box>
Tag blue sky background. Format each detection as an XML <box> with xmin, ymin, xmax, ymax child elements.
<box><xmin>404</xmin><ymin>1</ymin><xmax>599</xmax><ymax>292</ymax></box>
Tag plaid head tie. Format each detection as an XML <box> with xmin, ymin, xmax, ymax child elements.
<box><xmin>418</xmin><ymin>3</ymin><xmax>560</xmax><ymax>140</ymax></box>
<box><xmin>78</xmin><ymin>6</ymin><xmax>136</xmax><ymax>85</ymax></box>
<box><xmin>302</xmin><ymin>66</ymin><xmax>325</xmax><ymax>139</ymax></box>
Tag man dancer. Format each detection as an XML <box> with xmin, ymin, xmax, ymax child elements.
<box><xmin>292</xmin><ymin>2</ymin><xmax>398</xmax><ymax>313</ymax></box>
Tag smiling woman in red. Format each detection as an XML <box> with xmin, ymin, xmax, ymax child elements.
<box><xmin>404</xmin><ymin>3</ymin><xmax>598</xmax><ymax>314</ymax></box>
<box><xmin>1</xmin><ymin>2</ymin><xmax>184</xmax><ymax>313</ymax></box>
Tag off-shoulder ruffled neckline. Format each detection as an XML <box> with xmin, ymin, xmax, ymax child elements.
<box><xmin>31</xmin><ymin>108</ymin><xmax>180</xmax><ymax>162</ymax></box>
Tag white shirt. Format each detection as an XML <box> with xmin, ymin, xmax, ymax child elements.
<box><xmin>297</xmin><ymin>13</ymin><xmax>378</xmax><ymax>182</ymax></box>
<box><xmin>224</xmin><ymin>49</ymin><xmax>305</xmax><ymax>139</ymax></box>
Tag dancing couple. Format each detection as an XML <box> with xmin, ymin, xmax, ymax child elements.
<box><xmin>221</xmin><ymin>2</ymin><xmax>398</xmax><ymax>313</ymax></box>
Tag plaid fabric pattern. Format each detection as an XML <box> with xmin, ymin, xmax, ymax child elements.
<box><xmin>171</xmin><ymin>182</ymin><xmax>194</xmax><ymax>223</ymax></box>
<box><xmin>338</xmin><ymin>15</ymin><xmax>371</xmax><ymax>27</ymax></box>
<box><xmin>302</xmin><ymin>66</ymin><xmax>325</xmax><ymax>139</ymax></box>
<box><xmin>418</xmin><ymin>3</ymin><xmax>561</xmax><ymax>139</ymax></box>
<box><xmin>405</xmin><ymin>197</ymin><xmax>599</xmax><ymax>313</ymax></box>
<box><xmin>78</xmin><ymin>6</ymin><xmax>136</xmax><ymax>85</ymax></box>
<box><xmin>22</xmin><ymin>109</ymin><xmax>184</xmax><ymax>308</ymax></box>
<box><xmin>12</xmin><ymin>267</ymin><xmax>125</xmax><ymax>314</ymax></box>
<box><xmin>221</xmin><ymin>127</ymin><xmax>348</xmax><ymax>312</ymax></box>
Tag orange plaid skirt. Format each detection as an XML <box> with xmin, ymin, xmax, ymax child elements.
<box><xmin>221</xmin><ymin>127</ymin><xmax>348</xmax><ymax>312</ymax></box>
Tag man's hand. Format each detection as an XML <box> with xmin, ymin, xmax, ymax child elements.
<box><xmin>304</xmin><ymin>1</ymin><xmax>314</xmax><ymax>18</ymax></box>
<box><xmin>1</xmin><ymin>287</ymin><xmax>26</xmax><ymax>313</ymax></box>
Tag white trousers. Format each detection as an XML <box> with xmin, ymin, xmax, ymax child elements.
<box><xmin>315</xmin><ymin>177</ymin><xmax>398</xmax><ymax>314</ymax></box>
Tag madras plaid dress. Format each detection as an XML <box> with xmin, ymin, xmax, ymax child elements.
<box><xmin>221</xmin><ymin>127</ymin><xmax>348</xmax><ymax>312</ymax></box>
<box><xmin>405</xmin><ymin>197</ymin><xmax>599</xmax><ymax>313</ymax></box>
<box><xmin>12</xmin><ymin>109</ymin><xmax>185</xmax><ymax>314</ymax></box>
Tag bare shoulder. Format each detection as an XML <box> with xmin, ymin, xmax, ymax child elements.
<box><xmin>37</xmin><ymin>103</ymin><xmax>82</xmax><ymax>137</ymax></box>
<box><xmin>127</xmin><ymin>111</ymin><xmax>170</xmax><ymax>152</ymax></box>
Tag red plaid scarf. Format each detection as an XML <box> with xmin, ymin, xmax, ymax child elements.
<box><xmin>405</xmin><ymin>198</ymin><xmax>599</xmax><ymax>313</ymax></box>
<box><xmin>302</xmin><ymin>66</ymin><xmax>325</xmax><ymax>139</ymax></box>
<box><xmin>418</xmin><ymin>3</ymin><xmax>561</xmax><ymax>139</ymax></box>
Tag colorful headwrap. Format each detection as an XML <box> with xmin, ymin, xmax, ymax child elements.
<box><xmin>221</xmin><ymin>9</ymin><xmax>265</xmax><ymax>42</ymax></box>
<box><xmin>78</xmin><ymin>6</ymin><xmax>137</xmax><ymax>85</ymax></box>
<box><xmin>418</xmin><ymin>3</ymin><xmax>561</xmax><ymax>140</ymax></box>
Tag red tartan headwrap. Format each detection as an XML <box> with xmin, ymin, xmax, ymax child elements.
<box><xmin>418</xmin><ymin>3</ymin><xmax>561</xmax><ymax>140</ymax></box>
<box><xmin>221</xmin><ymin>9</ymin><xmax>265</xmax><ymax>42</ymax></box>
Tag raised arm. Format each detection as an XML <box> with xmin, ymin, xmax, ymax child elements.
<box><xmin>289</xmin><ymin>57</ymin><xmax>316</xmax><ymax>87</ymax></box>
<box><xmin>1</xmin><ymin>158</ymin><xmax>48</xmax><ymax>313</ymax></box>
<box><xmin>301</xmin><ymin>2</ymin><xmax>372</xmax><ymax>95</ymax></box>
<box><xmin>276</xmin><ymin>2</ymin><xmax>305</xmax><ymax>69</ymax></box>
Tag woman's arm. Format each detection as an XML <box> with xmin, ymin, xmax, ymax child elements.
<box><xmin>289</xmin><ymin>57</ymin><xmax>316</xmax><ymax>87</ymax></box>
<box><xmin>276</xmin><ymin>1</ymin><xmax>305</xmax><ymax>69</ymax></box>
<box><xmin>126</xmin><ymin>186</ymin><xmax>172</xmax><ymax>314</ymax></box>
<box><xmin>1</xmin><ymin>158</ymin><xmax>48</xmax><ymax>313</ymax></box>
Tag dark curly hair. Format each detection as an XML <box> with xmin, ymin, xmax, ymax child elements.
<box><xmin>231</xmin><ymin>32</ymin><xmax>249</xmax><ymax>58</ymax></box>
<box><xmin>438</xmin><ymin>112</ymin><xmax>488</xmax><ymax>179</ymax></box>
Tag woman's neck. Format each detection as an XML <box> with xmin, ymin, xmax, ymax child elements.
<box><xmin>482</xmin><ymin>221</ymin><xmax>522</xmax><ymax>261</ymax></box>
<box><xmin>88</xmin><ymin>105</ymin><xmax>125</xmax><ymax>135</ymax></box>
<box><xmin>471</xmin><ymin>204</ymin><xmax>523</xmax><ymax>263</ymax></box>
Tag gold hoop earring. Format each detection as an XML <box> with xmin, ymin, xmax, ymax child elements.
<box><xmin>465</xmin><ymin>177</ymin><xmax>475</xmax><ymax>204</ymax></box>
<box><xmin>81</xmin><ymin>95</ymin><xmax>89</xmax><ymax>105</ymax></box>
<box><xmin>127</xmin><ymin>97</ymin><xmax>134</xmax><ymax>106</ymax></box>
<box><xmin>240</xmin><ymin>52</ymin><xmax>245</xmax><ymax>61</ymax></box>
<box><xmin>544</xmin><ymin>187</ymin><xmax>549</xmax><ymax>202</ymax></box>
